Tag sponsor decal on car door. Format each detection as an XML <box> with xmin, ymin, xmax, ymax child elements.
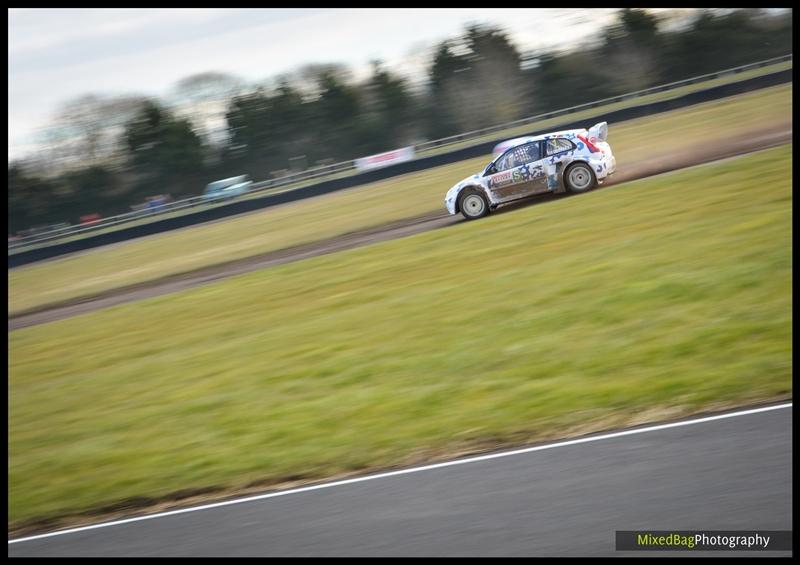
<box><xmin>488</xmin><ymin>142</ymin><xmax>547</xmax><ymax>202</ymax></box>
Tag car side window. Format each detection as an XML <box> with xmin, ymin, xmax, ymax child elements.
<box><xmin>546</xmin><ymin>138</ymin><xmax>575</xmax><ymax>156</ymax></box>
<box><xmin>496</xmin><ymin>142</ymin><xmax>541</xmax><ymax>172</ymax></box>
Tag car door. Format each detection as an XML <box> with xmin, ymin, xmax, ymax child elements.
<box><xmin>544</xmin><ymin>137</ymin><xmax>580</xmax><ymax>190</ymax></box>
<box><xmin>486</xmin><ymin>141</ymin><xmax>547</xmax><ymax>202</ymax></box>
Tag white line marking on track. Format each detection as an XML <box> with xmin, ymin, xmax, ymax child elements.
<box><xmin>9</xmin><ymin>401</ymin><xmax>792</xmax><ymax>545</ymax></box>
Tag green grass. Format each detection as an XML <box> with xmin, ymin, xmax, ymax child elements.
<box><xmin>9</xmin><ymin>59</ymin><xmax>792</xmax><ymax>255</ymax></box>
<box><xmin>9</xmin><ymin>145</ymin><xmax>792</xmax><ymax>527</ymax></box>
<box><xmin>8</xmin><ymin>83</ymin><xmax>792</xmax><ymax>315</ymax></box>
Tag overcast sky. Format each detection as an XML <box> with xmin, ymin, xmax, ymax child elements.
<box><xmin>9</xmin><ymin>8</ymin><xmax>682</xmax><ymax>161</ymax></box>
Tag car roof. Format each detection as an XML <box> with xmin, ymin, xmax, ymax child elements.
<box><xmin>490</xmin><ymin>129</ymin><xmax>586</xmax><ymax>163</ymax></box>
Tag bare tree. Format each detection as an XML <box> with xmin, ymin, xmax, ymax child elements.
<box><xmin>291</xmin><ymin>63</ymin><xmax>354</xmax><ymax>100</ymax></box>
<box><xmin>171</xmin><ymin>71</ymin><xmax>244</xmax><ymax>145</ymax></box>
<box><xmin>431</xmin><ymin>25</ymin><xmax>527</xmax><ymax>134</ymax></box>
<box><xmin>40</xmin><ymin>94</ymin><xmax>149</xmax><ymax>174</ymax></box>
<box><xmin>598</xmin><ymin>9</ymin><xmax>661</xmax><ymax>93</ymax></box>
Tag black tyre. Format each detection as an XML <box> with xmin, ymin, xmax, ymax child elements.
<box><xmin>459</xmin><ymin>188</ymin><xmax>490</xmax><ymax>220</ymax></box>
<box><xmin>564</xmin><ymin>162</ymin><xmax>597</xmax><ymax>194</ymax></box>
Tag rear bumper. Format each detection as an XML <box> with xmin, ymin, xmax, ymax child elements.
<box><xmin>592</xmin><ymin>154</ymin><xmax>616</xmax><ymax>180</ymax></box>
<box><xmin>607</xmin><ymin>155</ymin><xmax>617</xmax><ymax>175</ymax></box>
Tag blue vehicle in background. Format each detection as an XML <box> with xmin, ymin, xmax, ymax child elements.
<box><xmin>202</xmin><ymin>175</ymin><xmax>252</xmax><ymax>202</ymax></box>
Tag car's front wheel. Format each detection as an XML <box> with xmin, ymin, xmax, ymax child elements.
<box><xmin>459</xmin><ymin>188</ymin><xmax>490</xmax><ymax>220</ymax></box>
<box><xmin>564</xmin><ymin>162</ymin><xmax>597</xmax><ymax>194</ymax></box>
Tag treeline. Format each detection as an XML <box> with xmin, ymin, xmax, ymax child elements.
<box><xmin>9</xmin><ymin>8</ymin><xmax>792</xmax><ymax>235</ymax></box>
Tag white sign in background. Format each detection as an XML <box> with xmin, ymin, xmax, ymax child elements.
<box><xmin>354</xmin><ymin>146</ymin><xmax>416</xmax><ymax>171</ymax></box>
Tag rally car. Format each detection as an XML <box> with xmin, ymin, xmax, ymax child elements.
<box><xmin>444</xmin><ymin>122</ymin><xmax>616</xmax><ymax>220</ymax></box>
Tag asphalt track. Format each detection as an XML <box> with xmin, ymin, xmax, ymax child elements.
<box><xmin>8</xmin><ymin>125</ymin><xmax>792</xmax><ymax>332</ymax></box>
<box><xmin>8</xmin><ymin>403</ymin><xmax>792</xmax><ymax>557</ymax></box>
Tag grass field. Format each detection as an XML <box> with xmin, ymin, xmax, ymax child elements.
<box><xmin>8</xmin><ymin>83</ymin><xmax>792</xmax><ymax>315</ymax></box>
<box><xmin>9</xmin><ymin>145</ymin><xmax>792</xmax><ymax>528</ymax></box>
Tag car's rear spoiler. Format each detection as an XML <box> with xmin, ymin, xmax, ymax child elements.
<box><xmin>588</xmin><ymin>122</ymin><xmax>608</xmax><ymax>143</ymax></box>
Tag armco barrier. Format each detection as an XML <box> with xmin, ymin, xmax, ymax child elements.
<box><xmin>8</xmin><ymin>68</ymin><xmax>792</xmax><ymax>268</ymax></box>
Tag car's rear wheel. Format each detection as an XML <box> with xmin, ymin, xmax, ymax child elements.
<box><xmin>564</xmin><ymin>162</ymin><xmax>597</xmax><ymax>194</ymax></box>
<box><xmin>459</xmin><ymin>188</ymin><xmax>490</xmax><ymax>220</ymax></box>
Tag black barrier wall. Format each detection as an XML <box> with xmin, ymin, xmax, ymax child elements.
<box><xmin>8</xmin><ymin>68</ymin><xmax>792</xmax><ymax>268</ymax></box>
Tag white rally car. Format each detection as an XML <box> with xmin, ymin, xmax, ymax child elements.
<box><xmin>444</xmin><ymin>122</ymin><xmax>616</xmax><ymax>220</ymax></box>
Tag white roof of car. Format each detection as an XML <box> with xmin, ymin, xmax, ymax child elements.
<box><xmin>495</xmin><ymin>129</ymin><xmax>584</xmax><ymax>150</ymax></box>
<box><xmin>492</xmin><ymin>130</ymin><xmax>584</xmax><ymax>159</ymax></box>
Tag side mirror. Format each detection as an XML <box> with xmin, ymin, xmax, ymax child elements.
<box><xmin>484</xmin><ymin>163</ymin><xmax>496</xmax><ymax>176</ymax></box>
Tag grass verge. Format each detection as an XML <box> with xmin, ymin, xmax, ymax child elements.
<box><xmin>9</xmin><ymin>145</ymin><xmax>792</xmax><ymax>529</ymax></box>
